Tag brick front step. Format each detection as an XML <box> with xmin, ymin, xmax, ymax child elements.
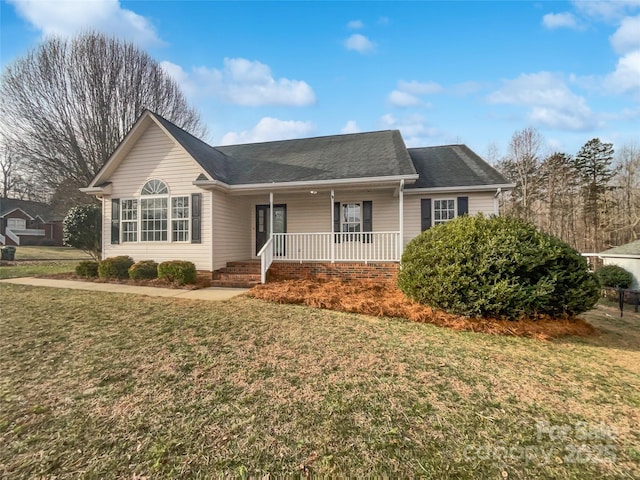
<box><xmin>212</xmin><ymin>261</ymin><xmax>261</xmax><ymax>288</ymax></box>
<box><xmin>210</xmin><ymin>279</ymin><xmax>260</xmax><ymax>288</ymax></box>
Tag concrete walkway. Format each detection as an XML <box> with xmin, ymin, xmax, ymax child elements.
<box><xmin>0</xmin><ymin>277</ymin><xmax>248</xmax><ymax>301</ymax></box>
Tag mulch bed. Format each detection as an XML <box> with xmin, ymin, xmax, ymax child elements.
<box><xmin>249</xmin><ymin>279</ymin><xmax>597</xmax><ymax>341</ymax></box>
<box><xmin>40</xmin><ymin>272</ymin><xmax>212</xmax><ymax>290</ymax></box>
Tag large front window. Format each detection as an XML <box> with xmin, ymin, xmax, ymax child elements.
<box><xmin>121</xmin><ymin>180</ymin><xmax>189</xmax><ymax>243</ymax></box>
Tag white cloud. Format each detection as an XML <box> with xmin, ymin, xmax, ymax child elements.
<box><xmin>388</xmin><ymin>90</ymin><xmax>422</xmax><ymax>107</ymax></box>
<box><xmin>542</xmin><ymin>12</ymin><xmax>580</xmax><ymax>29</ymax></box>
<box><xmin>161</xmin><ymin>57</ymin><xmax>316</xmax><ymax>107</ymax></box>
<box><xmin>340</xmin><ymin>120</ymin><xmax>361</xmax><ymax>134</ymax></box>
<box><xmin>397</xmin><ymin>80</ymin><xmax>444</xmax><ymax>95</ymax></box>
<box><xmin>610</xmin><ymin>15</ymin><xmax>640</xmax><ymax>54</ymax></box>
<box><xmin>378</xmin><ymin>113</ymin><xmax>438</xmax><ymax>146</ymax></box>
<box><xmin>220</xmin><ymin>117</ymin><xmax>315</xmax><ymax>145</ymax></box>
<box><xmin>571</xmin><ymin>0</ymin><xmax>640</xmax><ymax>21</ymax></box>
<box><xmin>6</xmin><ymin>0</ymin><xmax>161</xmax><ymax>46</ymax></box>
<box><xmin>605</xmin><ymin>50</ymin><xmax>640</xmax><ymax>94</ymax></box>
<box><xmin>487</xmin><ymin>72</ymin><xmax>599</xmax><ymax>131</ymax></box>
<box><xmin>347</xmin><ymin>20</ymin><xmax>363</xmax><ymax>29</ymax></box>
<box><xmin>344</xmin><ymin>34</ymin><xmax>375</xmax><ymax>53</ymax></box>
<box><xmin>377</xmin><ymin>16</ymin><xmax>390</xmax><ymax>25</ymax></box>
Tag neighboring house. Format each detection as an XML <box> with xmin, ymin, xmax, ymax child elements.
<box><xmin>0</xmin><ymin>198</ymin><xmax>64</xmax><ymax>246</ymax></box>
<box><xmin>598</xmin><ymin>240</ymin><xmax>640</xmax><ymax>289</ymax></box>
<box><xmin>82</xmin><ymin>110</ymin><xmax>513</xmax><ymax>285</ymax></box>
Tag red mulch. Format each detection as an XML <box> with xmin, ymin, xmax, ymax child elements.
<box><xmin>249</xmin><ymin>279</ymin><xmax>597</xmax><ymax>341</ymax></box>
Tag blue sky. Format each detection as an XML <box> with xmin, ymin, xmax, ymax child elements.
<box><xmin>1</xmin><ymin>0</ymin><xmax>639</xmax><ymax>159</ymax></box>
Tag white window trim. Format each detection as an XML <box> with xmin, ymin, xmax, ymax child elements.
<box><xmin>341</xmin><ymin>202</ymin><xmax>362</xmax><ymax>233</ymax></box>
<box><xmin>433</xmin><ymin>198</ymin><xmax>457</xmax><ymax>225</ymax></box>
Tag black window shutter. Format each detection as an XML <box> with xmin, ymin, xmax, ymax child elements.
<box><xmin>111</xmin><ymin>198</ymin><xmax>120</xmax><ymax>244</ymax></box>
<box><xmin>362</xmin><ymin>200</ymin><xmax>372</xmax><ymax>243</ymax></box>
<box><xmin>457</xmin><ymin>196</ymin><xmax>469</xmax><ymax>216</ymax></box>
<box><xmin>191</xmin><ymin>193</ymin><xmax>202</xmax><ymax>244</ymax></box>
<box><xmin>421</xmin><ymin>198</ymin><xmax>432</xmax><ymax>231</ymax></box>
<box><xmin>333</xmin><ymin>201</ymin><xmax>341</xmax><ymax>243</ymax></box>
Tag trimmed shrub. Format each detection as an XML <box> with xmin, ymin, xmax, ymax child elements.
<box><xmin>158</xmin><ymin>260</ymin><xmax>197</xmax><ymax>285</ymax></box>
<box><xmin>595</xmin><ymin>265</ymin><xmax>633</xmax><ymax>289</ymax></box>
<box><xmin>75</xmin><ymin>260</ymin><xmax>99</xmax><ymax>277</ymax></box>
<box><xmin>128</xmin><ymin>260</ymin><xmax>159</xmax><ymax>280</ymax></box>
<box><xmin>398</xmin><ymin>215</ymin><xmax>600</xmax><ymax>320</ymax></box>
<box><xmin>98</xmin><ymin>256</ymin><xmax>134</xmax><ymax>280</ymax></box>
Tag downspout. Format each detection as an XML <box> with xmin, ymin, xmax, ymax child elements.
<box><xmin>399</xmin><ymin>179</ymin><xmax>404</xmax><ymax>260</ymax></box>
<box><xmin>493</xmin><ymin>187</ymin><xmax>502</xmax><ymax>216</ymax></box>
<box><xmin>269</xmin><ymin>192</ymin><xmax>274</xmax><ymax>240</ymax></box>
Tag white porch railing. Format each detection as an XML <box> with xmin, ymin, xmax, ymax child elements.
<box><xmin>257</xmin><ymin>236</ymin><xmax>274</xmax><ymax>284</ymax></box>
<box><xmin>257</xmin><ymin>231</ymin><xmax>401</xmax><ymax>283</ymax></box>
<box><xmin>5</xmin><ymin>228</ymin><xmax>20</xmax><ymax>245</ymax></box>
<box><xmin>272</xmin><ymin>231</ymin><xmax>401</xmax><ymax>262</ymax></box>
<box><xmin>10</xmin><ymin>228</ymin><xmax>45</xmax><ymax>236</ymax></box>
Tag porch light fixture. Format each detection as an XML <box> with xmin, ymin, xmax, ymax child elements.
<box><xmin>310</xmin><ymin>190</ymin><xmax>318</xmax><ymax>194</ymax></box>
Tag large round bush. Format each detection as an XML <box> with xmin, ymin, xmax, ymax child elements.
<box><xmin>595</xmin><ymin>265</ymin><xmax>633</xmax><ymax>289</ymax></box>
<box><xmin>398</xmin><ymin>215</ymin><xmax>600</xmax><ymax>320</ymax></box>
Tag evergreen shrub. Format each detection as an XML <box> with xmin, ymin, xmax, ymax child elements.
<box><xmin>128</xmin><ymin>260</ymin><xmax>158</xmax><ymax>280</ymax></box>
<box><xmin>595</xmin><ymin>265</ymin><xmax>633</xmax><ymax>289</ymax></box>
<box><xmin>398</xmin><ymin>215</ymin><xmax>600</xmax><ymax>319</ymax></box>
<box><xmin>157</xmin><ymin>260</ymin><xmax>196</xmax><ymax>285</ymax></box>
<box><xmin>98</xmin><ymin>256</ymin><xmax>135</xmax><ymax>280</ymax></box>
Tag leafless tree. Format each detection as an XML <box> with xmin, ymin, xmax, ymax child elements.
<box><xmin>496</xmin><ymin>127</ymin><xmax>544</xmax><ymax>222</ymax></box>
<box><xmin>0</xmin><ymin>32</ymin><xmax>206</xmax><ymax>196</ymax></box>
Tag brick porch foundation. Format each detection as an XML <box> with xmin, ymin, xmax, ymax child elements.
<box><xmin>268</xmin><ymin>261</ymin><xmax>399</xmax><ymax>283</ymax></box>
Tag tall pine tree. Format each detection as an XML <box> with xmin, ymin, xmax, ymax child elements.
<box><xmin>573</xmin><ymin>138</ymin><xmax>616</xmax><ymax>251</ymax></box>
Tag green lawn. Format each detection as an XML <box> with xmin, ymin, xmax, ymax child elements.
<box><xmin>0</xmin><ymin>246</ymin><xmax>90</xmax><ymax>279</ymax></box>
<box><xmin>1</xmin><ymin>285</ymin><xmax>638</xmax><ymax>478</ymax></box>
<box><xmin>10</xmin><ymin>245</ymin><xmax>92</xmax><ymax>261</ymax></box>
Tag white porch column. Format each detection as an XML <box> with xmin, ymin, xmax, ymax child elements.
<box><xmin>330</xmin><ymin>189</ymin><xmax>335</xmax><ymax>263</ymax></box>
<box><xmin>269</xmin><ymin>192</ymin><xmax>274</xmax><ymax>237</ymax></box>
<box><xmin>399</xmin><ymin>179</ymin><xmax>404</xmax><ymax>260</ymax></box>
<box><xmin>494</xmin><ymin>187</ymin><xmax>501</xmax><ymax>215</ymax></box>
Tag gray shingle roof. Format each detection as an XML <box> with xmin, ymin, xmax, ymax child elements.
<box><xmin>407</xmin><ymin>144</ymin><xmax>509</xmax><ymax>189</ymax></box>
<box><xmin>151</xmin><ymin>112</ymin><xmax>416</xmax><ymax>185</ymax></box>
<box><xmin>217</xmin><ymin>130</ymin><xmax>416</xmax><ymax>184</ymax></box>
<box><xmin>600</xmin><ymin>240</ymin><xmax>640</xmax><ymax>255</ymax></box>
<box><xmin>149</xmin><ymin>112</ymin><xmax>512</xmax><ymax>190</ymax></box>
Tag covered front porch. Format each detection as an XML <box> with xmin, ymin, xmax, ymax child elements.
<box><xmin>250</xmin><ymin>182</ymin><xmax>405</xmax><ymax>283</ymax></box>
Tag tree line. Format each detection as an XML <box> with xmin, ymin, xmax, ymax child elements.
<box><xmin>493</xmin><ymin>127</ymin><xmax>639</xmax><ymax>253</ymax></box>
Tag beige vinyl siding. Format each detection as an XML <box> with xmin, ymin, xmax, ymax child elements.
<box><xmin>403</xmin><ymin>191</ymin><xmax>496</xmax><ymax>246</ymax></box>
<box><xmin>211</xmin><ymin>191</ymin><xmax>252</xmax><ymax>270</ymax></box>
<box><xmin>102</xmin><ymin>122</ymin><xmax>213</xmax><ymax>270</ymax></box>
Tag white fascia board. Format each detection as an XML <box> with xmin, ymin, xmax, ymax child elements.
<box><xmin>80</xmin><ymin>184</ymin><xmax>113</xmax><ymax>195</ymax></box>
<box><xmin>193</xmin><ymin>174</ymin><xmax>419</xmax><ymax>195</ymax></box>
<box><xmin>403</xmin><ymin>183</ymin><xmax>515</xmax><ymax>195</ymax></box>
<box><xmin>598</xmin><ymin>254</ymin><xmax>640</xmax><ymax>259</ymax></box>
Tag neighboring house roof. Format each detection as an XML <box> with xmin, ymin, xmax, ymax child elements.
<box><xmin>0</xmin><ymin>198</ymin><xmax>54</xmax><ymax>222</ymax></box>
<box><xmin>599</xmin><ymin>240</ymin><xmax>640</xmax><ymax>256</ymax></box>
<box><xmin>407</xmin><ymin>144</ymin><xmax>510</xmax><ymax>189</ymax></box>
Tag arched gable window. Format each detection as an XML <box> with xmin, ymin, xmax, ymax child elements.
<box><xmin>114</xmin><ymin>179</ymin><xmax>198</xmax><ymax>244</ymax></box>
<box><xmin>141</xmin><ymin>179</ymin><xmax>168</xmax><ymax>196</ymax></box>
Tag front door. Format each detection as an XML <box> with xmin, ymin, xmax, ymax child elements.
<box><xmin>255</xmin><ymin>204</ymin><xmax>286</xmax><ymax>255</ymax></box>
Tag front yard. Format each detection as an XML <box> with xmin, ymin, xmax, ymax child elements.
<box><xmin>1</xmin><ymin>285</ymin><xmax>638</xmax><ymax>478</ymax></box>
